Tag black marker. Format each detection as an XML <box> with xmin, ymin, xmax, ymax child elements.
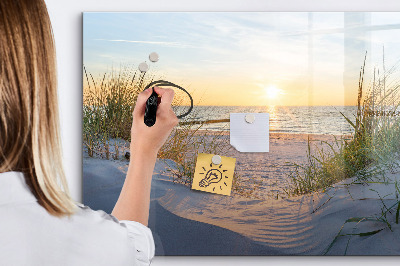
<box><xmin>142</xmin><ymin>80</ymin><xmax>194</xmax><ymax>121</ymax></box>
<box><xmin>144</xmin><ymin>87</ymin><xmax>158</xmax><ymax>127</ymax></box>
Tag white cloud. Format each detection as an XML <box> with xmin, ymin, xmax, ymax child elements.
<box><xmin>94</xmin><ymin>38</ymin><xmax>193</xmax><ymax>48</ymax></box>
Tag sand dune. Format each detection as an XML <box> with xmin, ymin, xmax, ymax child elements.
<box><xmin>83</xmin><ymin>134</ymin><xmax>400</xmax><ymax>256</ymax></box>
<box><xmin>150</xmin><ymin>160</ymin><xmax>400</xmax><ymax>255</ymax></box>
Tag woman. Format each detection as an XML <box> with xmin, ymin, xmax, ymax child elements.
<box><xmin>0</xmin><ymin>0</ymin><xmax>178</xmax><ymax>265</ymax></box>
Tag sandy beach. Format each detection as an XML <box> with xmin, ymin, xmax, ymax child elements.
<box><xmin>83</xmin><ymin>132</ymin><xmax>400</xmax><ymax>255</ymax></box>
<box><xmin>162</xmin><ymin>131</ymin><xmax>345</xmax><ymax>199</ymax></box>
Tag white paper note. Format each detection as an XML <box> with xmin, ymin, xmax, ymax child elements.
<box><xmin>230</xmin><ymin>113</ymin><xmax>269</xmax><ymax>153</ymax></box>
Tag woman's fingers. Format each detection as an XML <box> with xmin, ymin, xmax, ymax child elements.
<box><xmin>132</xmin><ymin>87</ymin><xmax>153</xmax><ymax>117</ymax></box>
<box><xmin>154</xmin><ymin>87</ymin><xmax>175</xmax><ymax>107</ymax></box>
<box><xmin>170</xmin><ymin>109</ymin><xmax>179</xmax><ymax>126</ymax></box>
<box><xmin>134</xmin><ymin>87</ymin><xmax>174</xmax><ymax>117</ymax></box>
<box><xmin>133</xmin><ymin>86</ymin><xmax>178</xmax><ymax>127</ymax></box>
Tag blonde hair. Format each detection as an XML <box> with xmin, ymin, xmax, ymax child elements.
<box><xmin>0</xmin><ymin>0</ymin><xmax>76</xmax><ymax>216</ymax></box>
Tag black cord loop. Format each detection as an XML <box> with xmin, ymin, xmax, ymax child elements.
<box><xmin>144</xmin><ymin>80</ymin><xmax>193</xmax><ymax>119</ymax></box>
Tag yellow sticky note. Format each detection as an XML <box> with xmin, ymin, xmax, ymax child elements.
<box><xmin>191</xmin><ymin>153</ymin><xmax>236</xmax><ymax>196</ymax></box>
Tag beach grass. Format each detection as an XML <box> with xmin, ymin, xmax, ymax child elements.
<box><xmin>281</xmin><ymin>54</ymin><xmax>400</xmax><ymax>253</ymax></box>
<box><xmin>83</xmin><ymin>65</ymin><xmax>150</xmax><ymax>159</ymax></box>
<box><xmin>158</xmin><ymin>111</ymin><xmax>260</xmax><ymax>198</ymax></box>
<box><xmin>285</xmin><ymin>55</ymin><xmax>400</xmax><ymax>196</ymax></box>
<box><xmin>83</xmin><ymin>66</ymin><xmax>257</xmax><ymax>197</ymax></box>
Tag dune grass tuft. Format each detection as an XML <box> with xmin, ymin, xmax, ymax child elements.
<box><xmin>83</xmin><ymin>65</ymin><xmax>150</xmax><ymax>159</ymax></box>
<box><xmin>285</xmin><ymin>55</ymin><xmax>400</xmax><ymax>196</ymax></box>
<box><xmin>281</xmin><ymin>53</ymin><xmax>400</xmax><ymax>254</ymax></box>
<box><xmin>83</xmin><ymin>66</ymin><xmax>256</xmax><ymax>197</ymax></box>
<box><xmin>158</xmin><ymin>110</ymin><xmax>259</xmax><ymax>198</ymax></box>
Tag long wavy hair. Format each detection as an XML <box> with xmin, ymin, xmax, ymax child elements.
<box><xmin>0</xmin><ymin>0</ymin><xmax>76</xmax><ymax>216</ymax></box>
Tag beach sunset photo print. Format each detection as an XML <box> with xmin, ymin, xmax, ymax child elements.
<box><xmin>83</xmin><ymin>12</ymin><xmax>400</xmax><ymax>255</ymax></box>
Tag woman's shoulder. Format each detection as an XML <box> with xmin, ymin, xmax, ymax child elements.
<box><xmin>73</xmin><ymin>202</ymin><xmax>120</xmax><ymax>224</ymax></box>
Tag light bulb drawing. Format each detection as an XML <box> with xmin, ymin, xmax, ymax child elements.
<box><xmin>192</xmin><ymin>153</ymin><xmax>236</xmax><ymax>196</ymax></box>
<box><xmin>198</xmin><ymin>163</ymin><xmax>229</xmax><ymax>192</ymax></box>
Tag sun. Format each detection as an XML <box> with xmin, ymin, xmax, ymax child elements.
<box><xmin>264</xmin><ymin>85</ymin><xmax>283</xmax><ymax>99</ymax></box>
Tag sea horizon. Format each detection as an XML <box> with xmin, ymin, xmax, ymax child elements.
<box><xmin>177</xmin><ymin>105</ymin><xmax>357</xmax><ymax>135</ymax></box>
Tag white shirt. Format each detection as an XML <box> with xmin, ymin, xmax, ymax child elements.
<box><xmin>0</xmin><ymin>171</ymin><xmax>155</xmax><ymax>266</ymax></box>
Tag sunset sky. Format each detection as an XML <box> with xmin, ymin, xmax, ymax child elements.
<box><xmin>83</xmin><ymin>12</ymin><xmax>400</xmax><ymax>106</ymax></box>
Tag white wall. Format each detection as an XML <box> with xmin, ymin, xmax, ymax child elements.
<box><xmin>45</xmin><ymin>0</ymin><xmax>400</xmax><ymax>265</ymax></box>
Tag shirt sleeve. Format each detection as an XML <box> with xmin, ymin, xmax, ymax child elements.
<box><xmin>75</xmin><ymin>203</ymin><xmax>155</xmax><ymax>265</ymax></box>
<box><xmin>118</xmin><ymin>220</ymin><xmax>155</xmax><ymax>265</ymax></box>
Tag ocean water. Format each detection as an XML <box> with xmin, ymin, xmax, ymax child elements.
<box><xmin>178</xmin><ymin>106</ymin><xmax>357</xmax><ymax>135</ymax></box>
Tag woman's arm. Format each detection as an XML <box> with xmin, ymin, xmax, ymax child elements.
<box><xmin>111</xmin><ymin>87</ymin><xmax>178</xmax><ymax>226</ymax></box>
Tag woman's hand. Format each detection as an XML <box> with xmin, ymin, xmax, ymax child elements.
<box><xmin>112</xmin><ymin>87</ymin><xmax>178</xmax><ymax>225</ymax></box>
<box><xmin>130</xmin><ymin>86</ymin><xmax>178</xmax><ymax>156</ymax></box>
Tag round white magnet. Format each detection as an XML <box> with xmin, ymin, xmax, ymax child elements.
<box><xmin>138</xmin><ymin>62</ymin><xmax>149</xmax><ymax>73</ymax></box>
<box><xmin>149</xmin><ymin>52</ymin><xmax>159</xmax><ymax>62</ymax></box>
<box><xmin>245</xmin><ymin>114</ymin><xmax>255</xmax><ymax>124</ymax></box>
<box><xmin>211</xmin><ymin>155</ymin><xmax>222</xmax><ymax>165</ymax></box>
